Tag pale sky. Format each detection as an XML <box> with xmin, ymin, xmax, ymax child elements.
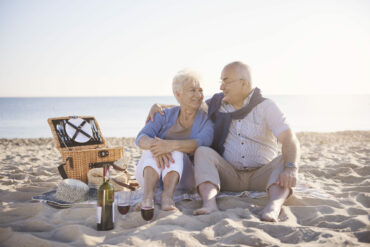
<box><xmin>0</xmin><ymin>0</ymin><xmax>369</xmax><ymax>97</ymax></box>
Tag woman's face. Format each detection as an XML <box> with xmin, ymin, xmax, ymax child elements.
<box><xmin>177</xmin><ymin>80</ymin><xmax>204</xmax><ymax>111</ymax></box>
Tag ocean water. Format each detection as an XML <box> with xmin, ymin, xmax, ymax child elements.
<box><xmin>0</xmin><ymin>95</ymin><xmax>369</xmax><ymax>138</ymax></box>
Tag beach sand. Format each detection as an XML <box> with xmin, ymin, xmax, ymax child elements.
<box><xmin>0</xmin><ymin>131</ymin><xmax>369</xmax><ymax>246</ymax></box>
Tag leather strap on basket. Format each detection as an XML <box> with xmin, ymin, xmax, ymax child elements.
<box><xmin>66</xmin><ymin>120</ymin><xmax>92</xmax><ymax>141</ymax></box>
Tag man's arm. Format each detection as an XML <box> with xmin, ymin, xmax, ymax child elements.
<box><xmin>145</xmin><ymin>102</ymin><xmax>209</xmax><ymax>123</ymax></box>
<box><xmin>145</xmin><ymin>104</ymin><xmax>176</xmax><ymax>123</ymax></box>
<box><xmin>277</xmin><ymin>129</ymin><xmax>301</xmax><ymax>188</ymax></box>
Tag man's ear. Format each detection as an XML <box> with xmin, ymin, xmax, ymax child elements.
<box><xmin>243</xmin><ymin>79</ymin><xmax>251</xmax><ymax>88</ymax></box>
<box><xmin>241</xmin><ymin>79</ymin><xmax>247</xmax><ymax>86</ymax></box>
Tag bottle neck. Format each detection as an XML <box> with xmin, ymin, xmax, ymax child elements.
<box><xmin>103</xmin><ymin>165</ymin><xmax>110</xmax><ymax>183</ymax></box>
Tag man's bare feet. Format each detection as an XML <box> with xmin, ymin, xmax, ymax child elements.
<box><xmin>194</xmin><ymin>182</ymin><xmax>220</xmax><ymax>215</ymax></box>
<box><xmin>260</xmin><ymin>202</ymin><xmax>281</xmax><ymax>222</ymax></box>
<box><xmin>193</xmin><ymin>206</ymin><xmax>219</xmax><ymax>215</ymax></box>
<box><xmin>161</xmin><ymin>195</ymin><xmax>177</xmax><ymax>211</ymax></box>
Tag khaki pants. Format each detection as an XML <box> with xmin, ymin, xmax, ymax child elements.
<box><xmin>194</xmin><ymin>146</ymin><xmax>285</xmax><ymax>193</ymax></box>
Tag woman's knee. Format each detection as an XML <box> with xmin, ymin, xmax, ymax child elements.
<box><xmin>170</xmin><ymin>151</ymin><xmax>184</xmax><ymax>162</ymax></box>
<box><xmin>143</xmin><ymin>166</ymin><xmax>160</xmax><ymax>177</ymax></box>
<box><xmin>163</xmin><ymin>160</ymin><xmax>183</xmax><ymax>179</ymax></box>
<box><xmin>163</xmin><ymin>170</ymin><xmax>180</xmax><ymax>180</ymax></box>
<box><xmin>166</xmin><ymin>151</ymin><xmax>184</xmax><ymax>170</ymax></box>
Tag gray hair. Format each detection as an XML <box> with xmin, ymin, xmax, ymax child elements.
<box><xmin>172</xmin><ymin>69</ymin><xmax>201</xmax><ymax>97</ymax></box>
<box><xmin>224</xmin><ymin>61</ymin><xmax>252</xmax><ymax>85</ymax></box>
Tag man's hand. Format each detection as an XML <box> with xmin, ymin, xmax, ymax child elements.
<box><xmin>154</xmin><ymin>153</ymin><xmax>174</xmax><ymax>170</ymax></box>
<box><xmin>145</xmin><ymin>104</ymin><xmax>164</xmax><ymax>123</ymax></box>
<box><xmin>277</xmin><ymin>167</ymin><xmax>297</xmax><ymax>188</ymax></box>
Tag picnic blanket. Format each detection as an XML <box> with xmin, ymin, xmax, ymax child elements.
<box><xmin>32</xmin><ymin>180</ymin><xmax>331</xmax><ymax>209</ymax></box>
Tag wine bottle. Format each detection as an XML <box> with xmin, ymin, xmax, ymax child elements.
<box><xmin>97</xmin><ymin>164</ymin><xmax>115</xmax><ymax>231</ymax></box>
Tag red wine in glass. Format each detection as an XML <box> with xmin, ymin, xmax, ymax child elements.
<box><xmin>118</xmin><ymin>205</ymin><xmax>130</xmax><ymax>215</ymax></box>
<box><xmin>141</xmin><ymin>207</ymin><xmax>154</xmax><ymax>221</ymax></box>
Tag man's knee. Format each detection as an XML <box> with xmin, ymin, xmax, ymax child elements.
<box><xmin>194</xmin><ymin>146</ymin><xmax>216</xmax><ymax>165</ymax></box>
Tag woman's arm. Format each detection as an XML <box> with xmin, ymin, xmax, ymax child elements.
<box><xmin>137</xmin><ymin>135</ymin><xmax>156</xmax><ymax>150</ymax></box>
<box><xmin>139</xmin><ymin>135</ymin><xmax>196</xmax><ymax>159</ymax></box>
<box><xmin>135</xmin><ymin>108</ymin><xmax>166</xmax><ymax>147</ymax></box>
<box><xmin>138</xmin><ymin>136</ymin><xmax>175</xmax><ymax>170</ymax></box>
<box><xmin>149</xmin><ymin>113</ymin><xmax>214</xmax><ymax>156</ymax></box>
<box><xmin>149</xmin><ymin>137</ymin><xmax>198</xmax><ymax>157</ymax></box>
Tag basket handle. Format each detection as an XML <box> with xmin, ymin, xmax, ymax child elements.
<box><xmin>58</xmin><ymin>164</ymin><xmax>68</xmax><ymax>179</ymax></box>
<box><xmin>57</xmin><ymin>157</ymin><xmax>73</xmax><ymax>179</ymax></box>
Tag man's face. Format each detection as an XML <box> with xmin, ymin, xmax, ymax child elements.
<box><xmin>220</xmin><ymin>67</ymin><xmax>244</xmax><ymax>104</ymax></box>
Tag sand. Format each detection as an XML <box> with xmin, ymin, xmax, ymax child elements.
<box><xmin>0</xmin><ymin>131</ymin><xmax>369</xmax><ymax>246</ymax></box>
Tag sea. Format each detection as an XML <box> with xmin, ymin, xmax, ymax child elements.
<box><xmin>0</xmin><ymin>95</ymin><xmax>369</xmax><ymax>138</ymax></box>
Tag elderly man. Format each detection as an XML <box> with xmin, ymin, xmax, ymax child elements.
<box><xmin>148</xmin><ymin>61</ymin><xmax>300</xmax><ymax>222</ymax></box>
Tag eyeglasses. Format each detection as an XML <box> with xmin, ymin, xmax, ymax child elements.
<box><xmin>219</xmin><ymin>79</ymin><xmax>242</xmax><ymax>87</ymax></box>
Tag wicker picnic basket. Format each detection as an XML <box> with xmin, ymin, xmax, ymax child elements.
<box><xmin>48</xmin><ymin>116</ymin><xmax>135</xmax><ymax>189</ymax></box>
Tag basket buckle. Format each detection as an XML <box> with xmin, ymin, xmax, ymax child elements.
<box><xmin>98</xmin><ymin>150</ymin><xmax>109</xmax><ymax>158</ymax></box>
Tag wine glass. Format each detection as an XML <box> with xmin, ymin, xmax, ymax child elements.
<box><xmin>117</xmin><ymin>191</ymin><xmax>131</xmax><ymax>215</ymax></box>
<box><xmin>141</xmin><ymin>198</ymin><xmax>154</xmax><ymax>222</ymax></box>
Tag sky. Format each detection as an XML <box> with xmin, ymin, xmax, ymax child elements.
<box><xmin>0</xmin><ymin>0</ymin><xmax>369</xmax><ymax>97</ymax></box>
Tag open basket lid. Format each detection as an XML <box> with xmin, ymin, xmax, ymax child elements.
<box><xmin>47</xmin><ymin>116</ymin><xmax>106</xmax><ymax>152</ymax></box>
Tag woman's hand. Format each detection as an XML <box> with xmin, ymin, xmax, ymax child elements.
<box><xmin>150</xmin><ymin>137</ymin><xmax>173</xmax><ymax>156</ymax></box>
<box><xmin>150</xmin><ymin>137</ymin><xmax>175</xmax><ymax>170</ymax></box>
<box><xmin>154</xmin><ymin>153</ymin><xmax>175</xmax><ymax>170</ymax></box>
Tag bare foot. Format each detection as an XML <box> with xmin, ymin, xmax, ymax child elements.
<box><xmin>260</xmin><ymin>203</ymin><xmax>281</xmax><ymax>222</ymax></box>
<box><xmin>161</xmin><ymin>195</ymin><xmax>177</xmax><ymax>211</ymax></box>
<box><xmin>193</xmin><ymin>206</ymin><xmax>219</xmax><ymax>215</ymax></box>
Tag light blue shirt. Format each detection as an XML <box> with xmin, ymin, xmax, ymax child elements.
<box><xmin>136</xmin><ymin>106</ymin><xmax>214</xmax><ymax>148</ymax></box>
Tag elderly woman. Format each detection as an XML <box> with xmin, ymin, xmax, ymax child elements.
<box><xmin>135</xmin><ymin>70</ymin><xmax>213</xmax><ymax>211</ymax></box>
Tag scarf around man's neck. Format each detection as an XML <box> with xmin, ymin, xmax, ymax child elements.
<box><xmin>207</xmin><ymin>87</ymin><xmax>266</xmax><ymax>155</ymax></box>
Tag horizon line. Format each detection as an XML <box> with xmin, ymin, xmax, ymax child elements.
<box><xmin>1</xmin><ymin>93</ymin><xmax>370</xmax><ymax>98</ymax></box>
<box><xmin>0</xmin><ymin>93</ymin><xmax>370</xmax><ymax>99</ymax></box>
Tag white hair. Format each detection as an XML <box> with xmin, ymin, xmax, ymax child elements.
<box><xmin>172</xmin><ymin>69</ymin><xmax>201</xmax><ymax>97</ymax></box>
<box><xmin>224</xmin><ymin>61</ymin><xmax>252</xmax><ymax>85</ymax></box>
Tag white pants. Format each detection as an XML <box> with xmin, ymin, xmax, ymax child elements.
<box><xmin>135</xmin><ymin>150</ymin><xmax>195</xmax><ymax>192</ymax></box>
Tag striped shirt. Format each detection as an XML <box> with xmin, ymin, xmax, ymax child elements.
<box><xmin>219</xmin><ymin>89</ymin><xmax>290</xmax><ymax>169</ymax></box>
